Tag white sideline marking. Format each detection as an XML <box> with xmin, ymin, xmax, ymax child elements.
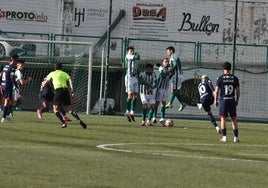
<box><xmin>96</xmin><ymin>143</ymin><xmax>268</xmax><ymax>163</ymax></box>
<box><xmin>0</xmin><ymin>146</ymin><xmax>54</xmax><ymax>149</ymax></box>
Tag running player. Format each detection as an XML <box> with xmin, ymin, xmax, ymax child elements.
<box><xmin>152</xmin><ymin>58</ymin><xmax>171</xmax><ymax>126</ymax></box>
<box><xmin>197</xmin><ymin>75</ymin><xmax>221</xmax><ymax>134</ymax></box>
<box><xmin>215</xmin><ymin>62</ymin><xmax>240</xmax><ymax>142</ymax></box>
<box><xmin>139</xmin><ymin>63</ymin><xmax>157</xmax><ymax>126</ymax></box>
<box><xmin>123</xmin><ymin>46</ymin><xmax>140</xmax><ymax>122</ymax></box>
<box><xmin>0</xmin><ymin>54</ymin><xmax>21</xmax><ymax>122</ymax></box>
<box><xmin>165</xmin><ymin>46</ymin><xmax>186</xmax><ymax>111</ymax></box>
<box><xmin>41</xmin><ymin>63</ymin><xmax>87</xmax><ymax>129</ymax></box>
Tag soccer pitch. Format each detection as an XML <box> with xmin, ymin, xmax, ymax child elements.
<box><xmin>0</xmin><ymin>112</ymin><xmax>267</xmax><ymax>188</ymax></box>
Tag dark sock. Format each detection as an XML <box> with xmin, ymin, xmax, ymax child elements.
<box><xmin>153</xmin><ymin>106</ymin><xmax>158</xmax><ymax>119</ymax></box>
<box><xmin>126</xmin><ymin>98</ymin><xmax>131</xmax><ymax>111</ymax></box>
<box><xmin>221</xmin><ymin>129</ymin><xmax>227</xmax><ymax>136</ymax></box>
<box><xmin>160</xmin><ymin>105</ymin><xmax>166</xmax><ymax>119</ymax></box>
<box><xmin>131</xmin><ymin>98</ymin><xmax>137</xmax><ymax>112</ymax></box>
<box><xmin>60</xmin><ymin>107</ymin><xmax>66</xmax><ymax>116</ymax></box>
<box><xmin>55</xmin><ymin>111</ymin><xmax>65</xmax><ymax>124</ymax></box>
<box><xmin>148</xmin><ymin>109</ymin><xmax>153</xmax><ymax>120</ymax></box>
<box><xmin>71</xmin><ymin>110</ymin><xmax>80</xmax><ymax>121</ymax></box>
<box><xmin>169</xmin><ymin>93</ymin><xmax>175</xmax><ymax>104</ymax></box>
<box><xmin>3</xmin><ymin>106</ymin><xmax>8</xmax><ymax>118</ymax></box>
<box><xmin>142</xmin><ymin>108</ymin><xmax>147</xmax><ymax>121</ymax></box>
<box><xmin>208</xmin><ymin>113</ymin><xmax>218</xmax><ymax>128</ymax></box>
<box><xmin>233</xmin><ymin>129</ymin><xmax>238</xmax><ymax>137</ymax></box>
<box><xmin>175</xmin><ymin>92</ymin><xmax>182</xmax><ymax>102</ymax></box>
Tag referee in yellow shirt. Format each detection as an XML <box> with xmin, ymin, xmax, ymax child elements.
<box><xmin>41</xmin><ymin>63</ymin><xmax>87</xmax><ymax>129</ymax></box>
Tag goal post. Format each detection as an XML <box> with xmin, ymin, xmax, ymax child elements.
<box><xmin>0</xmin><ymin>38</ymin><xmax>94</xmax><ymax>114</ymax></box>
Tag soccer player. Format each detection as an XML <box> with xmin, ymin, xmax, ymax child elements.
<box><xmin>165</xmin><ymin>46</ymin><xmax>186</xmax><ymax>112</ymax></box>
<box><xmin>152</xmin><ymin>58</ymin><xmax>171</xmax><ymax>126</ymax></box>
<box><xmin>0</xmin><ymin>54</ymin><xmax>21</xmax><ymax>122</ymax></box>
<box><xmin>37</xmin><ymin>77</ymin><xmax>71</xmax><ymax>122</ymax></box>
<box><xmin>41</xmin><ymin>63</ymin><xmax>87</xmax><ymax>129</ymax></box>
<box><xmin>139</xmin><ymin>63</ymin><xmax>157</xmax><ymax>126</ymax></box>
<box><xmin>214</xmin><ymin>62</ymin><xmax>240</xmax><ymax>142</ymax></box>
<box><xmin>123</xmin><ymin>46</ymin><xmax>140</xmax><ymax>122</ymax></box>
<box><xmin>197</xmin><ymin>75</ymin><xmax>221</xmax><ymax>134</ymax></box>
<box><xmin>12</xmin><ymin>59</ymin><xmax>32</xmax><ymax>112</ymax></box>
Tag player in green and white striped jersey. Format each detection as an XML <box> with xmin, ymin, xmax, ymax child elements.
<box><xmin>123</xmin><ymin>46</ymin><xmax>140</xmax><ymax>122</ymax></box>
<box><xmin>152</xmin><ymin>58</ymin><xmax>171</xmax><ymax>126</ymax></box>
<box><xmin>165</xmin><ymin>46</ymin><xmax>186</xmax><ymax>112</ymax></box>
<box><xmin>139</xmin><ymin>63</ymin><xmax>157</xmax><ymax>126</ymax></box>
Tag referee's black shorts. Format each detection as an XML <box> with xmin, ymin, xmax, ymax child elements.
<box><xmin>54</xmin><ymin>88</ymin><xmax>71</xmax><ymax>106</ymax></box>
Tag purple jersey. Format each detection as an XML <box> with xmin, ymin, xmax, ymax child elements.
<box><xmin>1</xmin><ymin>64</ymin><xmax>17</xmax><ymax>89</ymax></box>
<box><xmin>198</xmin><ymin>78</ymin><xmax>215</xmax><ymax>103</ymax></box>
<box><xmin>216</xmin><ymin>74</ymin><xmax>239</xmax><ymax>100</ymax></box>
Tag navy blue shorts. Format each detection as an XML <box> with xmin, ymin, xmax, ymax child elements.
<box><xmin>201</xmin><ymin>98</ymin><xmax>214</xmax><ymax>112</ymax></box>
<box><xmin>2</xmin><ymin>86</ymin><xmax>13</xmax><ymax>100</ymax></box>
<box><xmin>219</xmin><ymin>99</ymin><xmax>237</xmax><ymax>118</ymax></box>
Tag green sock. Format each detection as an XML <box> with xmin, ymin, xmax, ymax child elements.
<box><xmin>169</xmin><ymin>93</ymin><xmax>176</xmax><ymax>104</ymax></box>
<box><xmin>131</xmin><ymin>98</ymin><xmax>137</xmax><ymax>112</ymax></box>
<box><xmin>142</xmin><ymin>108</ymin><xmax>147</xmax><ymax>121</ymax></box>
<box><xmin>153</xmin><ymin>106</ymin><xmax>158</xmax><ymax>119</ymax></box>
<box><xmin>126</xmin><ymin>98</ymin><xmax>131</xmax><ymax>111</ymax></box>
<box><xmin>148</xmin><ymin>109</ymin><xmax>154</xmax><ymax>120</ymax></box>
<box><xmin>160</xmin><ymin>105</ymin><xmax>166</xmax><ymax>119</ymax></box>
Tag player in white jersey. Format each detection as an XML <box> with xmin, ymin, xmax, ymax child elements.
<box><xmin>123</xmin><ymin>46</ymin><xmax>140</xmax><ymax>122</ymax></box>
<box><xmin>11</xmin><ymin>59</ymin><xmax>32</xmax><ymax>114</ymax></box>
<box><xmin>152</xmin><ymin>58</ymin><xmax>171</xmax><ymax>126</ymax></box>
<box><xmin>139</xmin><ymin>63</ymin><xmax>157</xmax><ymax>126</ymax></box>
<box><xmin>165</xmin><ymin>46</ymin><xmax>186</xmax><ymax>112</ymax></box>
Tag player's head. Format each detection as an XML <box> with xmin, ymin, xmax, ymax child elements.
<box><xmin>201</xmin><ymin>75</ymin><xmax>208</xmax><ymax>81</ymax></box>
<box><xmin>127</xmin><ymin>46</ymin><xmax>135</xmax><ymax>55</ymax></box>
<box><xmin>10</xmin><ymin>54</ymin><xmax>19</xmax><ymax>65</ymax></box>
<box><xmin>16</xmin><ymin>59</ymin><xmax>25</xmax><ymax>70</ymax></box>
<box><xmin>145</xmin><ymin>63</ymin><xmax>154</xmax><ymax>74</ymax></box>
<box><xmin>55</xmin><ymin>63</ymin><xmax>62</xmax><ymax>70</ymax></box>
<box><xmin>166</xmin><ymin>46</ymin><xmax>175</xmax><ymax>56</ymax></box>
<box><xmin>162</xmin><ymin>58</ymin><xmax>169</xmax><ymax>67</ymax></box>
<box><xmin>222</xmin><ymin>62</ymin><xmax>232</xmax><ymax>71</ymax></box>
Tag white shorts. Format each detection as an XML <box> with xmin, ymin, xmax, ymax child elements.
<box><xmin>13</xmin><ymin>90</ymin><xmax>22</xmax><ymax>101</ymax></box>
<box><xmin>171</xmin><ymin>73</ymin><xmax>183</xmax><ymax>90</ymax></box>
<box><xmin>140</xmin><ymin>94</ymin><xmax>156</xmax><ymax>105</ymax></box>
<box><xmin>155</xmin><ymin>89</ymin><xmax>169</xmax><ymax>102</ymax></box>
<box><xmin>125</xmin><ymin>76</ymin><xmax>139</xmax><ymax>94</ymax></box>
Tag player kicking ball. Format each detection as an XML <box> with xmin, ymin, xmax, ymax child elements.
<box><xmin>215</xmin><ymin>62</ymin><xmax>240</xmax><ymax>142</ymax></box>
<box><xmin>139</xmin><ymin>63</ymin><xmax>157</xmax><ymax>126</ymax></box>
<box><xmin>197</xmin><ymin>75</ymin><xmax>221</xmax><ymax>134</ymax></box>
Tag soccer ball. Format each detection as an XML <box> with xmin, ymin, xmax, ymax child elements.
<box><xmin>165</xmin><ymin>119</ymin><xmax>174</xmax><ymax>127</ymax></box>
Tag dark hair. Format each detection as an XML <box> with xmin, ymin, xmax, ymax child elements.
<box><xmin>127</xmin><ymin>46</ymin><xmax>135</xmax><ymax>51</ymax></box>
<box><xmin>166</xmin><ymin>46</ymin><xmax>175</xmax><ymax>52</ymax></box>
<box><xmin>55</xmin><ymin>63</ymin><xmax>62</xmax><ymax>70</ymax></box>
<box><xmin>17</xmin><ymin>59</ymin><xmax>25</xmax><ymax>64</ymax></box>
<box><xmin>10</xmin><ymin>54</ymin><xmax>19</xmax><ymax>62</ymax></box>
<box><xmin>222</xmin><ymin>62</ymin><xmax>232</xmax><ymax>70</ymax></box>
<box><xmin>146</xmin><ymin>63</ymin><xmax>154</xmax><ymax>69</ymax></box>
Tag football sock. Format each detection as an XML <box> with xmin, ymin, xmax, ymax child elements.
<box><xmin>142</xmin><ymin>108</ymin><xmax>147</xmax><ymax>121</ymax></box>
<box><xmin>233</xmin><ymin>129</ymin><xmax>238</xmax><ymax>137</ymax></box>
<box><xmin>208</xmin><ymin>113</ymin><xmax>218</xmax><ymax>128</ymax></box>
<box><xmin>3</xmin><ymin>106</ymin><xmax>8</xmax><ymax>118</ymax></box>
<box><xmin>153</xmin><ymin>106</ymin><xmax>158</xmax><ymax>119</ymax></box>
<box><xmin>71</xmin><ymin>110</ymin><xmax>81</xmax><ymax>121</ymax></box>
<box><xmin>126</xmin><ymin>98</ymin><xmax>131</xmax><ymax>111</ymax></box>
<box><xmin>175</xmin><ymin>92</ymin><xmax>183</xmax><ymax>102</ymax></box>
<box><xmin>169</xmin><ymin>93</ymin><xmax>175</xmax><ymax>104</ymax></box>
<box><xmin>131</xmin><ymin>98</ymin><xmax>137</xmax><ymax>112</ymax></box>
<box><xmin>41</xmin><ymin>107</ymin><xmax>49</xmax><ymax>113</ymax></box>
<box><xmin>221</xmin><ymin>128</ymin><xmax>227</xmax><ymax>136</ymax></box>
<box><xmin>55</xmin><ymin>111</ymin><xmax>65</xmax><ymax>124</ymax></box>
<box><xmin>148</xmin><ymin>109</ymin><xmax>153</xmax><ymax>120</ymax></box>
<box><xmin>160</xmin><ymin>105</ymin><xmax>166</xmax><ymax>119</ymax></box>
<box><xmin>60</xmin><ymin>106</ymin><xmax>67</xmax><ymax>116</ymax></box>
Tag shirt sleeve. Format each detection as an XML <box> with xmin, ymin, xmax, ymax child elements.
<box><xmin>15</xmin><ymin>70</ymin><xmax>22</xmax><ymax>81</ymax></box>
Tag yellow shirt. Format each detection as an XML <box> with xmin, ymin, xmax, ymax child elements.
<box><xmin>46</xmin><ymin>70</ymin><xmax>70</xmax><ymax>89</ymax></box>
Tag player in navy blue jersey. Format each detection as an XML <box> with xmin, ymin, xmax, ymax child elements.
<box><xmin>0</xmin><ymin>54</ymin><xmax>21</xmax><ymax>122</ymax></box>
<box><xmin>197</xmin><ymin>75</ymin><xmax>220</xmax><ymax>134</ymax></box>
<box><xmin>215</xmin><ymin>62</ymin><xmax>240</xmax><ymax>142</ymax></box>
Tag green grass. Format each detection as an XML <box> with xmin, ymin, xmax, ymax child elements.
<box><xmin>0</xmin><ymin>112</ymin><xmax>267</xmax><ymax>188</ymax></box>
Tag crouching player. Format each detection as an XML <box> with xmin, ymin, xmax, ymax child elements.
<box><xmin>152</xmin><ymin>58</ymin><xmax>171</xmax><ymax>126</ymax></box>
<box><xmin>197</xmin><ymin>75</ymin><xmax>221</xmax><ymax>134</ymax></box>
<box><xmin>139</xmin><ymin>63</ymin><xmax>157</xmax><ymax>126</ymax></box>
<box><xmin>37</xmin><ymin>77</ymin><xmax>71</xmax><ymax>122</ymax></box>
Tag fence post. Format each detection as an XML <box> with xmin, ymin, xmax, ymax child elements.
<box><xmin>266</xmin><ymin>46</ymin><xmax>268</xmax><ymax>69</ymax></box>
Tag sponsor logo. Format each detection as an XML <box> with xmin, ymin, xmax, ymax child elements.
<box><xmin>178</xmin><ymin>12</ymin><xmax>219</xmax><ymax>36</ymax></box>
<box><xmin>0</xmin><ymin>9</ymin><xmax>48</xmax><ymax>22</ymax></box>
<box><xmin>132</xmin><ymin>3</ymin><xmax>167</xmax><ymax>21</ymax></box>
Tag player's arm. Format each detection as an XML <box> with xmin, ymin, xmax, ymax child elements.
<box><xmin>133</xmin><ymin>53</ymin><xmax>140</xmax><ymax>60</ymax></box>
<box><xmin>138</xmin><ymin>73</ymin><xmax>146</xmax><ymax>85</ymax></box>
<box><xmin>68</xmin><ymin>77</ymin><xmax>74</xmax><ymax>94</ymax></box>
<box><xmin>235</xmin><ymin>86</ymin><xmax>240</xmax><ymax>105</ymax></box>
<box><xmin>41</xmin><ymin>73</ymin><xmax>52</xmax><ymax>89</ymax></box>
<box><xmin>214</xmin><ymin>86</ymin><xmax>220</xmax><ymax>107</ymax></box>
<box><xmin>152</xmin><ymin>73</ymin><xmax>158</xmax><ymax>89</ymax></box>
